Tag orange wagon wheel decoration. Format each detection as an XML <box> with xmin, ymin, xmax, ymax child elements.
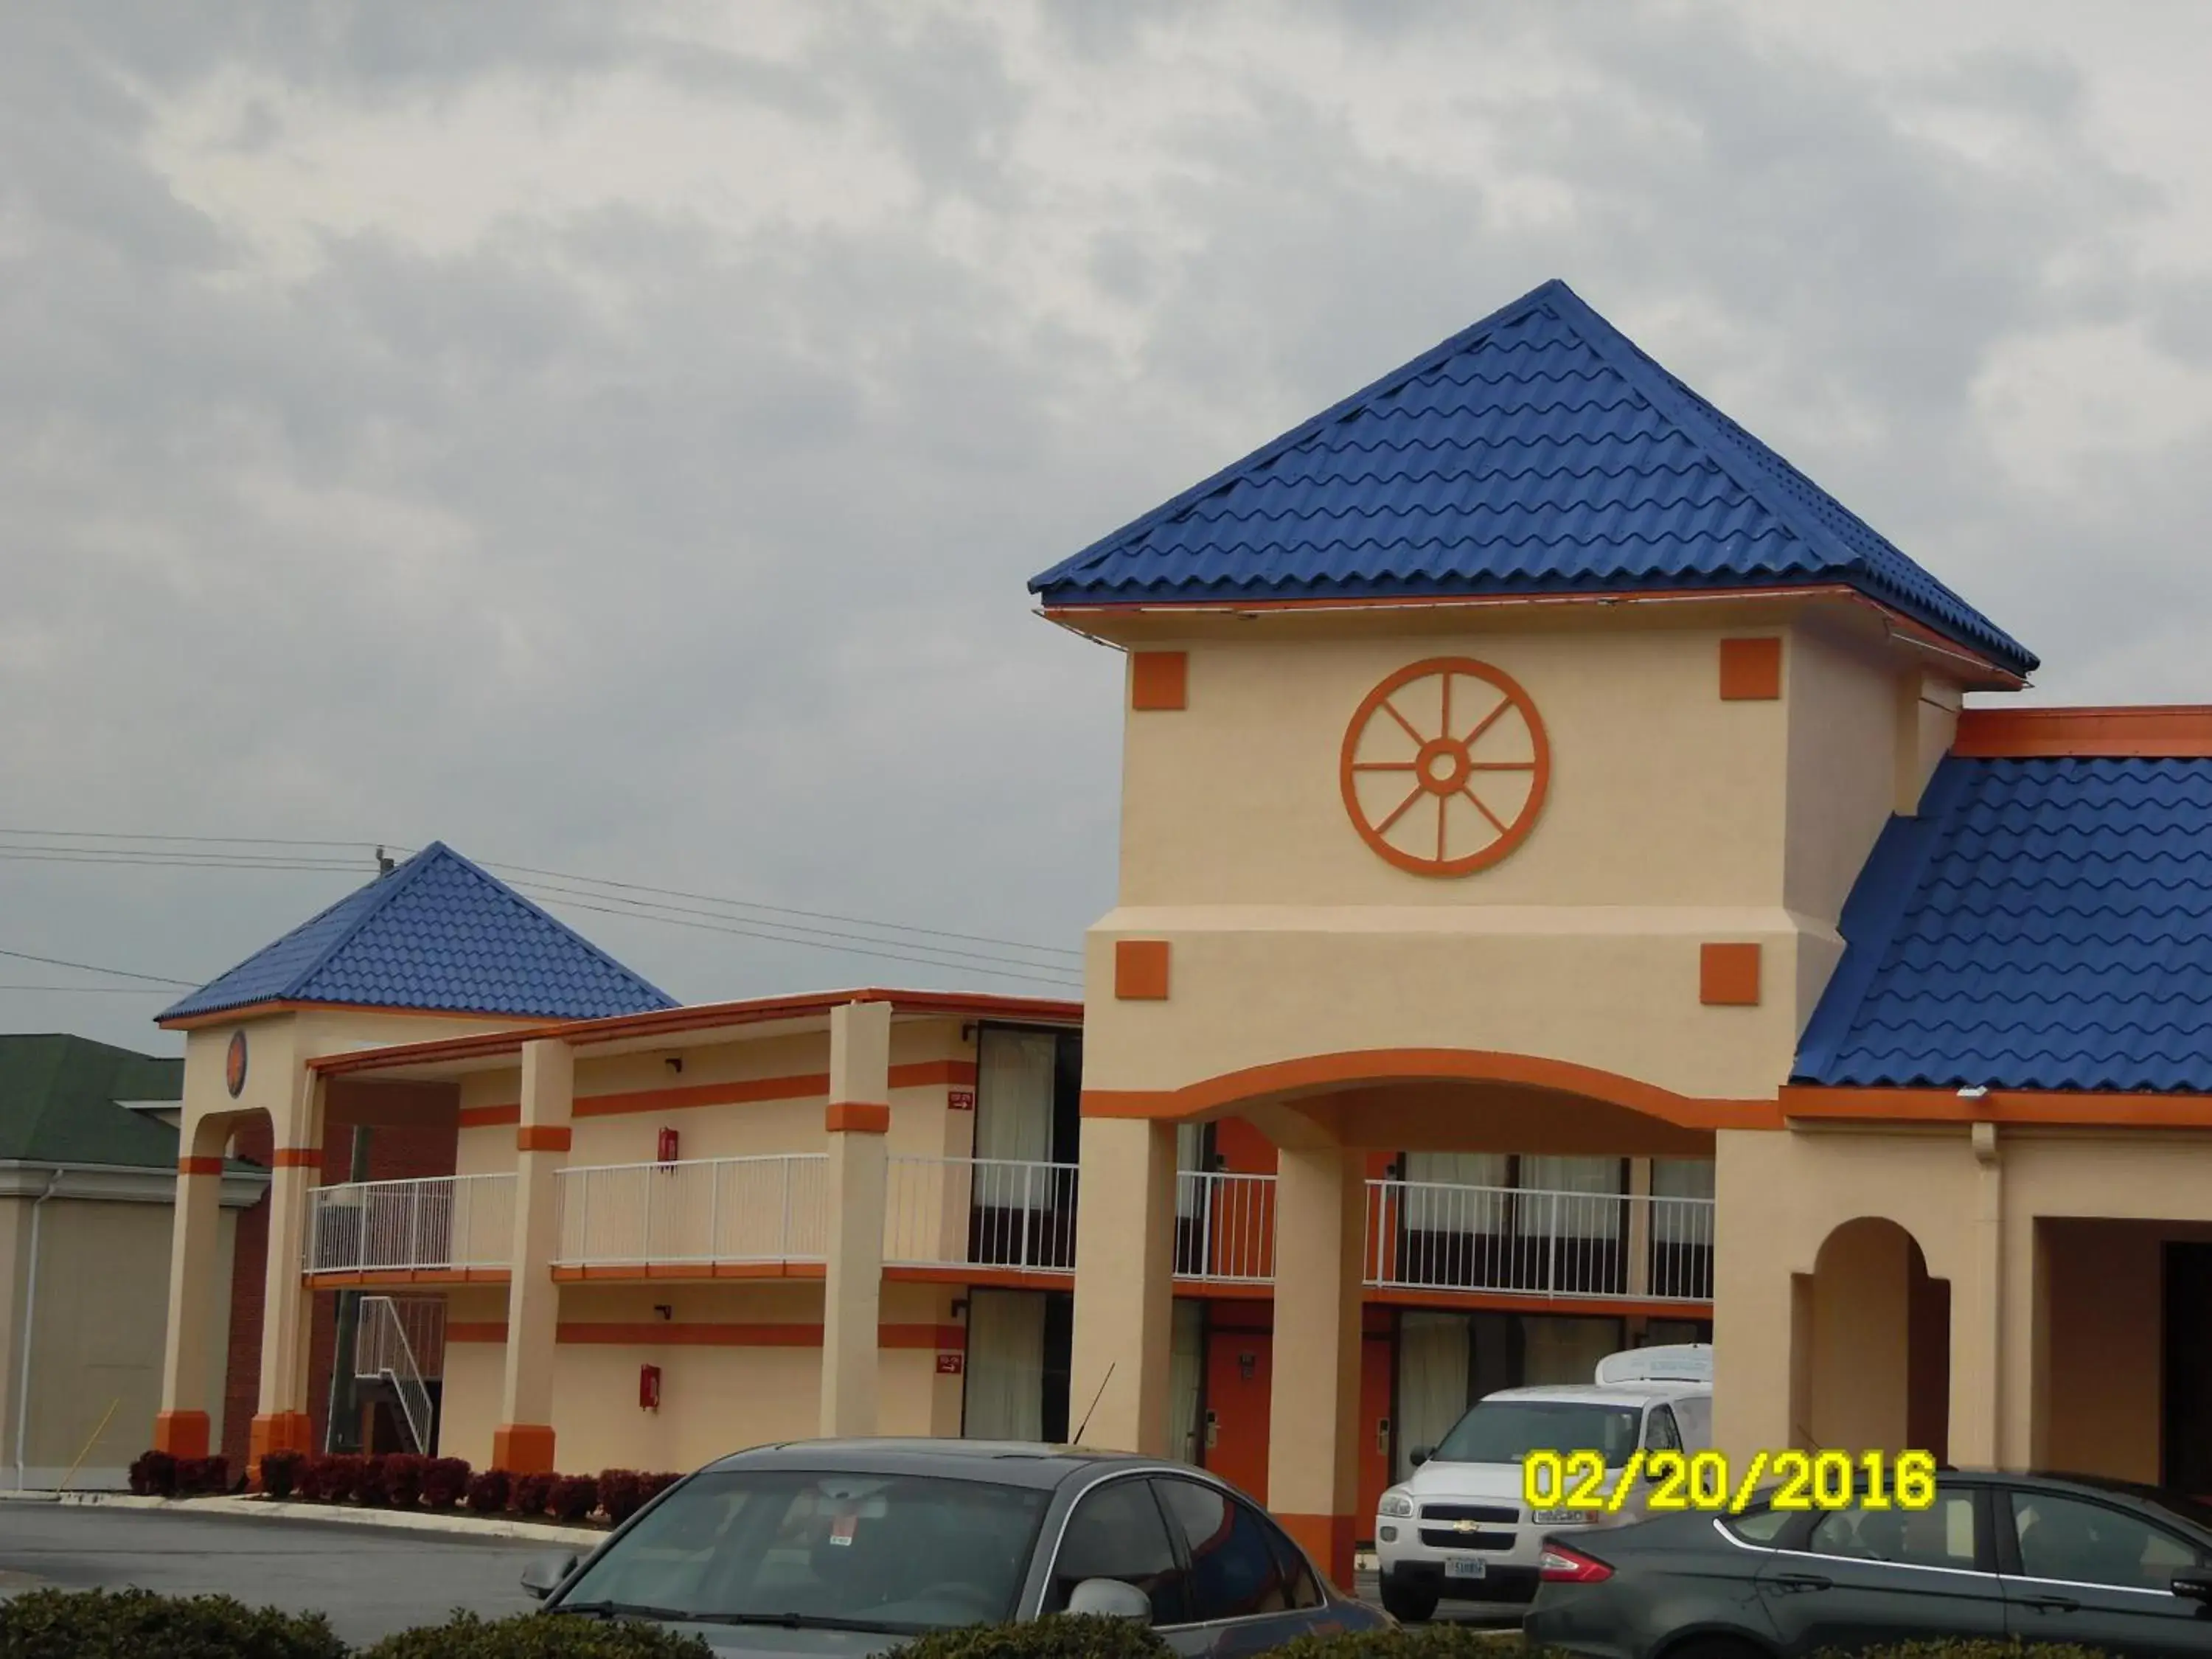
<box><xmin>1339</xmin><ymin>657</ymin><xmax>1550</xmax><ymax>877</ymax></box>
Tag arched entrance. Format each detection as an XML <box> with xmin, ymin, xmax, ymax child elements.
<box><xmin>1800</xmin><ymin>1217</ymin><xmax>1950</xmax><ymax>1462</ymax></box>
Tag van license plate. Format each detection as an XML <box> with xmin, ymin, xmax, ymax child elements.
<box><xmin>1444</xmin><ymin>1557</ymin><xmax>1486</xmax><ymax>1581</ymax></box>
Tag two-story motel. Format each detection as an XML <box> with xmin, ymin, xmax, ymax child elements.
<box><xmin>151</xmin><ymin>279</ymin><xmax>2212</xmax><ymax>1588</ymax></box>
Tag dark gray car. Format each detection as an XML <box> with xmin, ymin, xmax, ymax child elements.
<box><xmin>520</xmin><ymin>1438</ymin><xmax>1388</xmax><ymax>1657</ymax></box>
<box><xmin>1523</xmin><ymin>1469</ymin><xmax>2212</xmax><ymax>1659</ymax></box>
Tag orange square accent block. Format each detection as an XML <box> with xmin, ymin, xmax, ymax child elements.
<box><xmin>1115</xmin><ymin>939</ymin><xmax>1171</xmax><ymax>1001</ymax></box>
<box><xmin>1130</xmin><ymin>651</ymin><xmax>1189</xmax><ymax>712</ymax></box>
<box><xmin>1276</xmin><ymin>1512</ymin><xmax>1357</xmax><ymax>1590</ymax></box>
<box><xmin>153</xmin><ymin>1410</ymin><xmax>211</xmax><ymax>1460</ymax></box>
<box><xmin>824</xmin><ymin>1101</ymin><xmax>891</xmax><ymax>1134</ymax></box>
<box><xmin>1701</xmin><ymin>942</ymin><xmax>1763</xmax><ymax>1006</ymax></box>
<box><xmin>494</xmin><ymin>1423</ymin><xmax>558</xmax><ymax>1475</ymax></box>
<box><xmin>516</xmin><ymin>1125</ymin><xmax>573</xmax><ymax>1153</ymax></box>
<box><xmin>1718</xmin><ymin>636</ymin><xmax>1783</xmax><ymax>700</ymax></box>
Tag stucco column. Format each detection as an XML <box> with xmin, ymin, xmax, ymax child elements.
<box><xmin>1947</xmin><ymin>1122</ymin><xmax>2005</xmax><ymax>1467</ymax></box>
<box><xmin>1267</xmin><ymin>1144</ymin><xmax>1364</xmax><ymax>1590</ymax></box>
<box><xmin>1709</xmin><ymin>1129</ymin><xmax>1797</xmax><ymax>1464</ymax></box>
<box><xmin>155</xmin><ymin>1125</ymin><xmax>227</xmax><ymax>1459</ymax></box>
<box><xmin>821</xmin><ymin>999</ymin><xmax>891</xmax><ymax>1436</ymax></box>
<box><xmin>1625</xmin><ymin>1157</ymin><xmax>1653</xmax><ymax>1298</ymax></box>
<box><xmin>495</xmin><ymin>1037</ymin><xmax>572</xmax><ymax>1474</ymax></box>
<box><xmin>250</xmin><ymin>1072</ymin><xmax>325</xmax><ymax>1474</ymax></box>
<box><xmin>1068</xmin><ymin>1116</ymin><xmax>1176</xmax><ymax>1454</ymax></box>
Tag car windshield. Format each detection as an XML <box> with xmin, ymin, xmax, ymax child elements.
<box><xmin>555</xmin><ymin>1468</ymin><xmax>1049</xmax><ymax>1632</ymax></box>
<box><xmin>1433</xmin><ymin>1399</ymin><xmax>1642</xmax><ymax>1467</ymax></box>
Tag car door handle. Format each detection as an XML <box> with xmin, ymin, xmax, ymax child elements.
<box><xmin>2023</xmin><ymin>1596</ymin><xmax>2081</xmax><ymax>1614</ymax></box>
<box><xmin>1770</xmin><ymin>1573</ymin><xmax>1832</xmax><ymax>1593</ymax></box>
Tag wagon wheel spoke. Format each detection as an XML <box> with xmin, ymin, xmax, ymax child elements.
<box><xmin>1352</xmin><ymin>761</ymin><xmax>1419</xmax><ymax>772</ymax></box>
<box><xmin>1435</xmin><ymin>795</ymin><xmax>1449</xmax><ymax>863</ymax></box>
<box><xmin>1467</xmin><ymin>760</ymin><xmax>1536</xmax><ymax>771</ymax></box>
<box><xmin>1380</xmin><ymin>698</ymin><xmax>1428</xmax><ymax>746</ymax></box>
<box><xmin>1461</xmin><ymin>694</ymin><xmax>1512</xmax><ymax>748</ymax></box>
<box><xmin>1374</xmin><ymin>784</ymin><xmax>1426</xmax><ymax>836</ymax></box>
<box><xmin>1460</xmin><ymin>785</ymin><xmax>1511</xmax><ymax>837</ymax></box>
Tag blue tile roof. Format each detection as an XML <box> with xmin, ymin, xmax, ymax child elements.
<box><xmin>1795</xmin><ymin>757</ymin><xmax>2212</xmax><ymax>1091</ymax></box>
<box><xmin>158</xmin><ymin>842</ymin><xmax>677</xmax><ymax>1023</ymax></box>
<box><xmin>1031</xmin><ymin>278</ymin><xmax>2036</xmax><ymax>676</ymax></box>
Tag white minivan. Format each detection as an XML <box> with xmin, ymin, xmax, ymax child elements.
<box><xmin>1372</xmin><ymin>1344</ymin><xmax>1713</xmax><ymax>1621</ymax></box>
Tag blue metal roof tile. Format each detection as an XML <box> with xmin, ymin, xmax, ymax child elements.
<box><xmin>1031</xmin><ymin>278</ymin><xmax>2035</xmax><ymax>675</ymax></box>
<box><xmin>158</xmin><ymin>842</ymin><xmax>676</xmax><ymax>1023</ymax></box>
<box><xmin>1795</xmin><ymin>757</ymin><xmax>2212</xmax><ymax>1091</ymax></box>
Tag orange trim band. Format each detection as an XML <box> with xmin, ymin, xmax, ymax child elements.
<box><xmin>826</xmin><ymin>1102</ymin><xmax>891</xmax><ymax>1134</ymax></box>
<box><xmin>271</xmin><ymin>1147</ymin><xmax>321</xmax><ymax>1169</ymax></box>
<box><xmin>459</xmin><ymin>1105</ymin><xmax>521</xmax><ymax>1129</ymax></box>
<box><xmin>453</xmin><ymin>1321</ymin><xmax>966</xmax><ymax>1349</ymax></box>
<box><xmin>1781</xmin><ymin>1085</ymin><xmax>2212</xmax><ymax>1129</ymax></box>
<box><xmin>517</xmin><ymin>1125</ymin><xmax>572</xmax><ymax>1152</ymax></box>
<box><xmin>891</xmin><ymin>1059</ymin><xmax>980</xmax><ymax>1088</ymax></box>
<box><xmin>1365</xmin><ymin>1288</ymin><xmax>1714</xmax><ymax>1320</ymax></box>
<box><xmin>1700</xmin><ymin>942</ymin><xmax>1762</xmax><ymax>1007</ymax></box>
<box><xmin>1114</xmin><ymin>939</ymin><xmax>1170</xmax><ymax>1001</ymax></box>
<box><xmin>177</xmin><ymin>1155</ymin><xmax>225</xmax><ymax>1177</ymax></box>
<box><xmin>304</xmin><ymin>1267</ymin><xmax>512</xmax><ymax>1288</ymax></box>
<box><xmin>1082</xmin><ymin>1048</ymin><xmax>1780</xmax><ymax>1131</ymax></box>
<box><xmin>550</xmin><ymin>1261</ymin><xmax>825</xmax><ymax>1284</ymax></box>
<box><xmin>1953</xmin><ymin>705</ymin><xmax>2212</xmax><ymax>758</ymax></box>
<box><xmin>161</xmin><ymin>998</ymin><xmax>526</xmax><ymax>1032</ymax></box>
<box><xmin>1130</xmin><ymin>650</ymin><xmax>1189</xmax><ymax>711</ymax></box>
<box><xmin>1719</xmin><ymin>637</ymin><xmax>1783</xmax><ymax>700</ymax></box>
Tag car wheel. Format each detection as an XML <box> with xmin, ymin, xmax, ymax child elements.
<box><xmin>1380</xmin><ymin>1582</ymin><xmax>1438</xmax><ymax>1623</ymax></box>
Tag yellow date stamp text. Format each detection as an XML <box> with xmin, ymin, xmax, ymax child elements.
<box><xmin>1523</xmin><ymin>1449</ymin><xmax>1938</xmax><ymax>1514</ymax></box>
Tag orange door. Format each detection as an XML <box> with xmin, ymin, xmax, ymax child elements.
<box><xmin>1203</xmin><ymin>1329</ymin><xmax>1273</xmax><ymax>1504</ymax></box>
<box><xmin>1357</xmin><ymin>1333</ymin><xmax>1394</xmax><ymax>1535</ymax></box>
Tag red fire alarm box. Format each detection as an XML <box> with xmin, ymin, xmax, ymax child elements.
<box><xmin>639</xmin><ymin>1364</ymin><xmax>662</xmax><ymax>1410</ymax></box>
<box><xmin>656</xmin><ymin>1127</ymin><xmax>679</xmax><ymax>1164</ymax></box>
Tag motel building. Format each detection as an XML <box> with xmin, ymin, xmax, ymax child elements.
<box><xmin>150</xmin><ymin>279</ymin><xmax>2212</xmax><ymax>1590</ymax></box>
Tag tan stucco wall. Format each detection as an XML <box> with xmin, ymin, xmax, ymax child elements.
<box><xmin>2038</xmin><ymin>1220</ymin><xmax>2163</xmax><ymax>1482</ymax></box>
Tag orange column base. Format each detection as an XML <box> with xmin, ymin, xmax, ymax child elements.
<box><xmin>1277</xmin><ymin>1512</ymin><xmax>1357</xmax><ymax>1593</ymax></box>
<box><xmin>248</xmin><ymin>1411</ymin><xmax>316</xmax><ymax>1478</ymax></box>
<box><xmin>493</xmin><ymin>1423</ymin><xmax>557</xmax><ymax>1474</ymax></box>
<box><xmin>152</xmin><ymin>1410</ymin><xmax>211</xmax><ymax>1460</ymax></box>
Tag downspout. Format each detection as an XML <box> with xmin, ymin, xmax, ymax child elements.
<box><xmin>15</xmin><ymin>1166</ymin><xmax>65</xmax><ymax>1491</ymax></box>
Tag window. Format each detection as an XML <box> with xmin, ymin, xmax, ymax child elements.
<box><xmin>556</xmin><ymin>1469</ymin><xmax>1048</xmax><ymax>1631</ymax></box>
<box><xmin>2010</xmin><ymin>1492</ymin><xmax>2203</xmax><ymax>1593</ymax></box>
<box><xmin>1433</xmin><ymin>1399</ymin><xmax>1641</xmax><ymax>1467</ymax></box>
<box><xmin>1516</xmin><ymin>1156</ymin><xmax>1625</xmax><ymax>1242</ymax></box>
<box><xmin>1046</xmin><ymin>1479</ymin><xmax>1188</xmax><ymax>1624</ymax></box>
<box><xmin>1806</xmin><ymin>1494</ymin><xmax>1978</xmax><ymax>1571</ymax></box>
<box><xmin>1722</xmin><ymin>1506</ymin><xmax>1793</xmax><ymax>1545</ymax></box>
<box><xmin>1153</xmin><ymin>1478</ymin><xmax>1293</xmax><ymax>1621</ymax></box>
<box><xmin>1644</xmin><ymin>1405</ymin><xmax>1682</xmax><ymax>1453</ymax></box>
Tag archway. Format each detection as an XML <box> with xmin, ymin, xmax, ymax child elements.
<box><xmin>1801</xmin><ymin>1217</ymin><xmax>1949</xmax><ymax>1461</ymax></box>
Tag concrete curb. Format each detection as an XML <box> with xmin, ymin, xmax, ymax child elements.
<box><xmin>10</xmin><ymin>1490</ymin><xmax>603</xmax><ymax>1547</ymax></box>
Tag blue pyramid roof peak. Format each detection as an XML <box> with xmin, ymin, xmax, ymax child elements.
<box><xmin>157</xmin><ymin>841</ymin><xmax>677</xmax><ymax>1024</ymax></box>
<box><xmin>1031</xmin><ymin>277</ymin><xmax>2034</xmax><ymax>677</ymax></box>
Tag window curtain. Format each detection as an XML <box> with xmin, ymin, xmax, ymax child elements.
<box><xmin>1515</xmin><ymin>1155</ymin><xmax>1626</xmax><ymax>1241</ymax></box>
<box><xmin>1651</xmin><ymin>1159</ymin><xmax>1715</xmax><ymax>1199</ymax></box>
<box><xmin>1395</xmin><ymin>1312</ymin><xmax>1472</xmax><ymax>1479</ymax></box>
<box><xmin>964</xmin><ymin>1289</ymin><xmax>1046</xmax><ymax>1441</ymax></box>
<box><xmin>1169</xmin><ymin>1300</ymin><xmax>1204</xmax><ymax>1463</ymax></box>
<box><xmin>976</xmin><ymin>1030</ymin><xmax>1057</xmax><ymax>1208</ymax></box>
<box><xmin>1518</xmin><ymin>1315</ymin><xmax>1624</xmax><ymax>1386</ymax></box>
<box><xmin>1400</xmin><ymin>1152</ymin><xmax>1509</xmax><ymax>1234</ymax></box>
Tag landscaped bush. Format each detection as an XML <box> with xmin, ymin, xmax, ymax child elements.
<box><xmin>307</xmin><ymin>1453</ymin><xmax>365</xmax><ymax>1503</ymax></box>
<box><xmin>1274</xmin><ymin>1631</ymin><xmax>1571</xmax><ymax>1659</ymax></box>
<box><xmin>358</xmin><ymin>1453</ymin><xmax>392</xmax><ymax>1507</ymax></box>
<box><xmin>422</xmin><ymin>1458</ymin><xmax>472</xmax><ymax>1511</ymax></box>
<box><xmin>126</xmin><ymin>1450</ymin><xmax>177</xmax><ymax>1498</ymax></box>
<box><xmin>258</xmin><ymin>1450</ymin><xmax>305</xmax><ymax>1500</ymax></box>
<box><xmin>382</xmin><ymin>1453</ymin><xmax>429</xmax><ymax>1508</ymax></box>
<box><xmin>0</xmin><ymin>1586</ymin><xmax>345</xmax><ymax>1659</ymax></box>
<box><xmin>360</xmin><ymin>1610</ymin><xmax>710</xmax><ymax>1659</ymax></box>
<box><xmin>597</xmin><ymin>1470</ymin><xmax>644</xmax><ymax>1526</ymax></box>
<box><xmin>465</xmin><ymin>1469</ymin><xmax>512</xmax><ymax>1514</ymax></box>
<box><xmin>1855</xmin><ymin>1645</ymin><xmax>2112</xmax><ymax>1659</ymax></box>
<box><xmin>891</xmin><ymin>1613</ymin><xmax>1172</xmax><ymax>1659</ymax></box>
<box><xmin>546</xmin><ymin>1475</ymin><xmax>599</xmax><ymax>1524</ymax></box>
<box><xmin>175</xmin><ymin>1455</ymin><xmax>231</xmax><ymax>1496</ymax></box>
<box><xmin>636</xmin><ymin>1472</ymin><xmax>679</xmax><ymax>1506</ymax></box>
<box><xmin>511</xmin><ymin>1472</ymin><xmax>558</xmax><ymax>1517</ymax></box>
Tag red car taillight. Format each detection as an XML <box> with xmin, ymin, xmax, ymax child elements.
<box><xmin>1539</xmin><ymin>1543</ymin><xmax>1614</xmax><ymax>1584</ymax></box>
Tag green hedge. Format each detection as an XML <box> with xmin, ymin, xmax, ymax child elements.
<box><xmin>359</xmin><ymin>1613</ymin><xmax>710</xmax><ymax>1659</ymax></box>
<box><xmin>892</xmin><ymin>1614</ymin><xmax>1172</xmax><ymax>1659</ymax></box>
<box><xmin>0</xmin><ymin>1587</ymin><xmax>346</xmax><ymax>1659</ymax></box>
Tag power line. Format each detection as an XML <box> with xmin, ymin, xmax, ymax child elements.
<box><xmin>0</xmin><ymin>984</ymin><xmax>176</xmax><ymax>994</ymax></box>
<box><xmin>0</xmin><ymin>829</ymin><xmax>386</xmax><ymax>849</ymax></box>
<box><xmin>0</xmin><ymin>946</ymin><xmax>198</xmax><ymax>988</ymax></box>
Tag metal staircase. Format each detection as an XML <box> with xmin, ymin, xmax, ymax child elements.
<box><xmin>355</xmin><ymin>1295</ymin><xmax>439</xmax><ymax>1454</ymax></box>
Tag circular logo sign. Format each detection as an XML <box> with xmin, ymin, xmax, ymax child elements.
<box><xmin>224</xmin><ymin>1030</ymin><xmax>248</xmax><ymax>1099</ymax></box>
<box><xmin>1339</xmin><ymin>656</ymin><xmax>1549</xmax><ymax>876</ymax></box>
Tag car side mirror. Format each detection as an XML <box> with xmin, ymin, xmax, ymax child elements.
<box><xmin>521</xmin><ymin>1551</ymin><xmax>580</xmax><ymax>1601</ymax></box>
<box><xmin>2173</xmin><ymin>1573</ymin><xmax>2212</xmax><ymax>1602</ymax></box>
<box><xmin>1068</xmin><ymin>1579</ymin><xmax>1154</xmax><ymax>1622</ymax></box>
<box><xmin>1410</xmin><ymin>1446</ymin><xmax>1432</xmax><ymax>1468</ymax></box>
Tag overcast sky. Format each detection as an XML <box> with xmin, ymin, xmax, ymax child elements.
<box><xmin>7</xmin><ymin>1</ymin><xmax>2211</xmax><ymax>1054</ymax></box>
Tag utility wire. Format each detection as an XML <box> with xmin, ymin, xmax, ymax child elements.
<box><xmin>0</xmin><ymin>946</ymin><xmax>198</xmax><ymax>987</ymax></box>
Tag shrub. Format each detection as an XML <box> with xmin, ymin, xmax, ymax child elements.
<box><xmin>382</xmin><ymin>1453</ymin><xmax>429</xmax><ymax>1509</ymax></box>
<box><xmin>636</xmin><ymin>1472</ymin><xmax>680</xmax><ymax>1506</ymax></box>
<box><xmin>314</xmin><ymin>1453</ymin><xmax>366</xmax><ymax>1503</ymax></box>
<box><xmin>891</xmin><ymin>1613</ymin><xmax>1172</xmax><ymax>1659</ymax></box>
<box><xmin>423</xmin><ymin>1457</ymin><xmax>472</xmax><ymax>1511</ymax></box>
<box><xmin>259</xmin><ymin>1450</ymin><xmax>305</xmax><ymax>1500</ymax></box>
<box><xmin>126</xmin><ymin>1450</ymin><xmax>177</xmax><ymax>1499</ymax></box>
<box><xmin>1272</xmin><ymin>1631</ymin><xmax>1570</xmax><ymax>1659</ymax></box>
<box><xmin>0</xmin><ymin>1586</ymin><xmax>345</xmax><ymax>1659</ymax></box>
<box><xmin>175</xmin><ymin>1455</ymin><xmax>230</xmax><ymax>1496</ymax></box>
<box><xmin>597</xmin><ymin>1470</ymin><xmax>645</xmax><ymax>1526</ymax></box>
<box><xmin>361</xmin><ymin>1609</ymin><xmax>710</xmax><ymax>1659</ymax></box>
<box><xmin>358</xmin><ymin>1453</ymin><xmax>392</xmax><ymax>1507</ymax></box>
<box><xmin>465</xmin><ymin>1469</ymin><xmax>512</xmax><ymax>1515</ymax></box>
<box><xmin>547</xmin><ymin>1475</ymin><xmax>599</xmax><ymax>1524</ymax></box>
<box><xmin>511</xmin><ymin>1472</ymin><xmax>558</xmax><ymax>1517</ymax></box>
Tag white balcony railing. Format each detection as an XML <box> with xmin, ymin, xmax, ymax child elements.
<box><xmin>1174</xmin><ymin>1170</ymin><xmax>1277</xmax><ymax>1283</ymax></box>
<box><xmin>884</xmin><ymin>1155</ymin><xmax>1078</xmax><ymax>1273</ymax></box>
<box><xmin>1364</xmin><ymin>1179</ymin><xmax>1715</xmax><ymax>1301</ymax></box>
<box><xmin>552</xmin><ymin>1153</ymin><xmax>827</xmax><ymax>1268</ymax></box>
<box><xmin>305</xmin><ymin>1174</ymin><xmax>515</xmax><ymax>1274</ymax></box>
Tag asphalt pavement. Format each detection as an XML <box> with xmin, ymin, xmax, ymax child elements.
<box><xmin>0</xmin><ymin>1500</ymin><xmax>555</xmax><ymax>1646</ymax></box>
